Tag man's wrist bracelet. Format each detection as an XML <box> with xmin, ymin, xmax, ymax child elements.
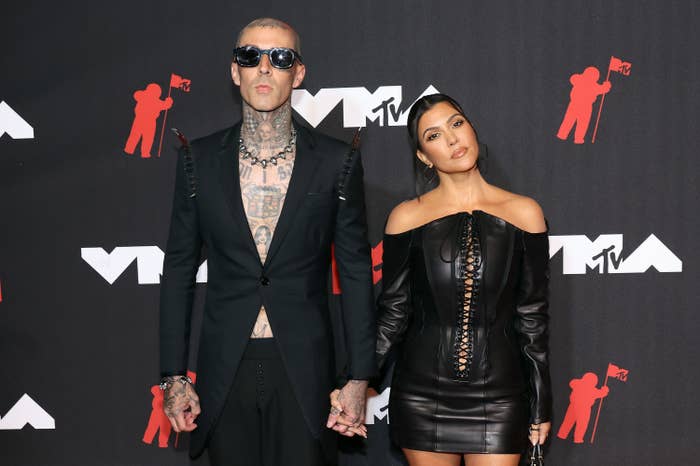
<box><xmin>159</xmin><ymin>375</ymin><xmax>193</xmax><ymax>391</ymax></box>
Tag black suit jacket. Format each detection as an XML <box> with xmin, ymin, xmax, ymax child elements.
<box><xmin>159</xmin><ymin>120</ymin><xmax>377</xmax><ymax>458</ymax></box>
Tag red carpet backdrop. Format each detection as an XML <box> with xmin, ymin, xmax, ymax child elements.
<box><xmin>1</xmin><ymin>1</ymin><xmax>698</xmax><ymax>465</ymax></box>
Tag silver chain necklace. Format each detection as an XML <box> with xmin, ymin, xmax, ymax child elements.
<box><xmin>238</xmin><ymin>129</ymin><xmax>296</xmax><ymax>169</ymax></box>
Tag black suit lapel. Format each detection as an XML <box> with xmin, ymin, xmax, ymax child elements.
<box><xmin>264</xmin><ymin>123</ymin><xmax>320</xmax><ymax>267</ymax></box>
<box><xmin>217</xmin><ymin>123</ymin><xmax>259</xmax><ymax>257</ymax></box>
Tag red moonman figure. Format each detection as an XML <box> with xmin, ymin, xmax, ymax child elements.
<box><xmin>142</xmin><ymin>385</ymin><xmax>172</xmax><ymax>448</ymax></box>
<box><xmin>124</xmin><ymin>83</ymin><xmax>173</xmax><ymax>158</ymax></box>
<box><xmin>371</xmin><ymin>240</ymin><xmax>384</xmax><ymax>285</ymax></box>
<box><xmin>557</xmin><ymin>372</ymin><xmax>609</xmax><ymax>443</ymax></box>
<box><xmin>556</xmin><ymin>67</ymin><xmax>611</xmax><ymax>144</ymax></box>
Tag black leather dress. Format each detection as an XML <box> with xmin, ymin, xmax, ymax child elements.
<box><xmin>376</xmin><ymin>210</ymin><xmax>551</xmax><ymax>454</ymax></box>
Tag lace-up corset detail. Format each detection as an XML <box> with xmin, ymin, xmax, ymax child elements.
<box><xmin>453</xmin><ymin>215</ymin><xmax>482</xmax><ymax>379</ymax></box>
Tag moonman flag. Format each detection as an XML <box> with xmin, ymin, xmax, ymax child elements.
<box><xmin>170</xmin><ymin>73</ymin><xmax>191</xmax><ymax>92</ymax></box>
<box><xmin>607</xmin><ymin>363</ymin><xmax>629</xmax><ymax>382</ymax></box>
<box><xmin>609</xmin><ymin>56</ymin><xmax>632</xmax><ymax>76</ymax></box>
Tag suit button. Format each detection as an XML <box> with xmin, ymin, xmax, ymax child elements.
<box><xmin>260</xmin><ymin>276</ymin><xmax>270</xmax><ymax>286</ymax></box>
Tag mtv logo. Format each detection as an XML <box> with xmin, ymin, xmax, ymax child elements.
<box><xmin>549</xmin><ymin>234</ymin><xmax>682</xmax><ymax>274</ymax></box>
<box><xmin>0</xmin><ymin>101</ymin><xmax>34</xmax><ymax>139</ymax></box>
<box><xmin>365</xmin><ymin>387</ymin><xmax>390</xmax><ymax>425</ymax></box>
<box><xmin>81</xmin><ymin>246</ymin><xmax>208</xmax><ymax>285</ymax></box>
<box><xmin>292</xmin><ymin>85</ymin><xmax>439</xmax><ymax>128</ymax></box>
<box><xmin>0</xmin><ymin>394</ymin><xmax>55</xmax><ymax>430</ymax></box>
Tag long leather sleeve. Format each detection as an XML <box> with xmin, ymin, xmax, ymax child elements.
<box><xmin>514</xmin><ymin>231</ymin><xmax>552</xmax><ymax>424</ymax></box>
<box><xmin>375</xmin><ymin>230</ymin><xmax>413</xmax><ymax>372</ymax></box>
<box><xmin>159</xmin><ymin>148</ymin><xmax>202</xmax><ymax>377</ymax></box>
<box><xmin>333</xmin><ymin>151</ymin><xmax>377</xmax><ymax>380</ymax></box>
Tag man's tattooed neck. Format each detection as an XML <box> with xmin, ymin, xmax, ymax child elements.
<box><xmin>241</xmin><ymin>100</ymin><xmax>294</xmax><ymax>151</ymax></box>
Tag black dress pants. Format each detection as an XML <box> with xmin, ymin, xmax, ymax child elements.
<box><xmin>207</xmin><ymin>338</ymin><xmax>331</xmax><ymax>466</ymax></box>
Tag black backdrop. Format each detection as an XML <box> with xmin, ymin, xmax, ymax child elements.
<box><xmin>1</xmin><ymin>1</ymin><xmax>699</xmax><ymax>465</ymax></box>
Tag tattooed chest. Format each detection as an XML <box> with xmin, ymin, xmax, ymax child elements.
<box><xmin>239</xmin><ymin>160</ymin><xmax>294</xmax><ymax>260</ymax></box>
<box><xmin>241</xmin><ymin>183</ymin><xmax>286</xmax><ymax>219</ymax></box>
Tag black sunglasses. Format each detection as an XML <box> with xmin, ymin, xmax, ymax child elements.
<box><xmin>233</xmin><ymin>46</ymin><xmax>303</xmax><ymax>69</ymax></box>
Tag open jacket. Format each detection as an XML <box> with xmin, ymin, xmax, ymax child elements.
<box><xmin>159</xmin><ymin>120</ymin><xmax>376</xmax><ymax>457</ymax></box>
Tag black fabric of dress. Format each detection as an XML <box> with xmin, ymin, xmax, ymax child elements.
<box><xmin>376</xmin><ymin>210</ymin><xmax>552</xmax><ymax>454</ymax></box>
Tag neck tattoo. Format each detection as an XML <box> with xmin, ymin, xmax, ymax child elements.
<box><xmin>239</xmin><ymin>100</ymin><xmax>296</xmax><ymax>170</ymax></box>
<box><xmin>239</xmin><ymin>129</ymin><xmax>296</xmax><ymax>169</ymax></box>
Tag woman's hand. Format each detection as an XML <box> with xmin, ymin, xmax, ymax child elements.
<box><xmin>529</xmin><ymin>422</ymin><xmax>551</xmax><ymax>445</ymax></box>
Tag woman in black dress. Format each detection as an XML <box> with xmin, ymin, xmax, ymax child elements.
<box><xmin>372</xmin><ymin>94</ymin><xmax>551</xmax><ymax>466</ymax></box>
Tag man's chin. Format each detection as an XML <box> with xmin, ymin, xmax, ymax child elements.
<box><xmin>244</xmin><ymin>95</ymin><xmax>291</xmax><ymax>113</ymax></box>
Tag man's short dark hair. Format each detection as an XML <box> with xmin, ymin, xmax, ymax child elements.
<box><xmin>236</xmin><ymin>18</ymin><xmax>302</xmax><ymax>54</ymax></box>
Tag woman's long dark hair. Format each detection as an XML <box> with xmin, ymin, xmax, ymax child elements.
<box><xmin>407</xmin><ymin>93</ymin><xmax>486</xmax><ymax>196</ymax></box>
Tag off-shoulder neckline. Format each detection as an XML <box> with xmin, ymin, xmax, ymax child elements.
<box><xmin>384</xmin><ymin>210</ymin><xmax>548</xmax><ymax>237</ymax></box>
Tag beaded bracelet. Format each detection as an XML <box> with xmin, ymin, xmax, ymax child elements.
<box><xmin>158</xmin><ymin>375</ymin><xmax>193</xmax><ymax>391</ymax></box>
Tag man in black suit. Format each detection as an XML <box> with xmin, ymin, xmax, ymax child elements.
<box><xmin>158</xmin><ymin>18</ymin><xmax>376</xmax><ymax>466</ymax></box>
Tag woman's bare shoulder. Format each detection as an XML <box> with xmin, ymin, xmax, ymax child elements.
<box><xmin>501</xmin><ymin>193</ymin><xmax>546</xmax><ymax>233</ymax></box>
<box><xmin>385</xmin><ymin>198</ymin><xmax>429</xmax><ymax>234</ymax></box>
<box><xmin>486</xmin><ymin>187</ymin><xmax>546</xmax><ymax>233</ymax></box>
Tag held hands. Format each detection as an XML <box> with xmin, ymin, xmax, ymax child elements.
<box><xmin>528</xmin><ymin>422</ymin><xmax>551</xmax><ymax>445</ymax></box>
<box><xmin>326</xmin><ymin>380</ymin><xmax>369</xmax><ymax>438</ymax></box>
<box><xmin>162</xmin><ymin>377</ymin><xmax>201</xmax><ymax>432</ymax></box>
<box><xmin>327</xmin><ymin>383</ymin><xmax>552</xmax><ymax>444</ymax></box>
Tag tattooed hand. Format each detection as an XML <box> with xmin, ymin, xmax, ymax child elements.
<box><xmin>163</xmin><ymin>377</ymin><xmax>201</xmax><ymax>432</ymax></box>
<box><xmin>326</xmin><ymin>380</ymin><xmax>368</xmax><ymax>437</ymax></box>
